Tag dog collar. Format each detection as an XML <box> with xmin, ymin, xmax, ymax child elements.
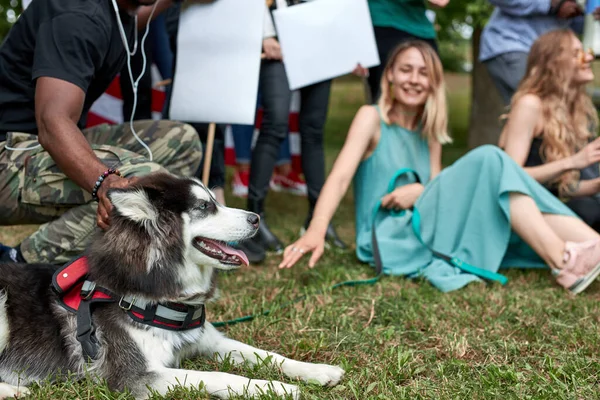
<box><xmin>78</xmin><ymin>281</ymin><xmax>206</xmax><ymax>331</ymax></box>
<box><xmin>53</xmin><ymin>256</ymin><xmax>206</xmax><ymax>361</ymax></box>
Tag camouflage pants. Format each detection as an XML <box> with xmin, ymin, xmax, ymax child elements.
<box><xmin>0</xmin><ymin>120</ymin><xmax>202</xmax><ymax>264</ymax></box>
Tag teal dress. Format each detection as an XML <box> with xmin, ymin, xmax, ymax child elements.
<box><xmin>353</xmin><ymin>109</ymin><xmax>578</xmax><ymax>292</ymax></box>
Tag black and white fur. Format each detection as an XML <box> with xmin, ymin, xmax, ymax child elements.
<box><xmin>0</xmin><ymin>173</ymin><xmax>344</xmax><ymax>399</ymax></box>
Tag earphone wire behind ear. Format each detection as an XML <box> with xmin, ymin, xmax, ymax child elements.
<box><xmin>7</xmin><ymin>0</ymin><xmax>158</xmax><ymax>161</ymax></box>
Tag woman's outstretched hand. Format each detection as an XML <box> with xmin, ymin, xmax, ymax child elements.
<box><xmin>278</xmin><ymin>229</ymin><xmax>326</xmax><ymax>269</ymax></box>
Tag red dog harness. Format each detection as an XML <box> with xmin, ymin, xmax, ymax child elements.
<box><xmin>52</xmin><ymin>256</ymin><xmax>206</xmax><ymax>361</ymax></box>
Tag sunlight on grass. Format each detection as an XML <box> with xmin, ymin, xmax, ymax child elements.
<box><xmin>4</xmin><ymin>74</ymin><xmax>600</xmax><ymax>400</ymax></box>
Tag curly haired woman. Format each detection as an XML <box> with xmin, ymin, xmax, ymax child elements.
<box><xmin>500</xmin><ymin>29</ymin><xmax>600</xmax><ymax>232</ymax></box>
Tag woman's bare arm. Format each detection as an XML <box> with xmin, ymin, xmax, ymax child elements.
<box><xmin>278</xmin><ymin>105</ymin><xmax>381</xmax><ymax>268</ymax></box>
<box><xmin>501</xmin><ymin>94</ymin><xmax>578</xmax><ymax>183</ymax></box>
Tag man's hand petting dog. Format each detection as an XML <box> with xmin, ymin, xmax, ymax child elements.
<box><xmin>96</xmin><ymin>175</ymin><xmax>139</xmax><ymax>230</ymax></box>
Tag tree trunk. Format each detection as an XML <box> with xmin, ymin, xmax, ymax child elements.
<box><xmin>467</xmin><ymin>26</ymin><xmax>505</xmax><ymax>149</ymax></box>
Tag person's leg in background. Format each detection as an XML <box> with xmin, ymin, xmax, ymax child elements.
<box><xmin>150</xmin><ymin>13</ymin><xmax>174</xmax><ymax>84</ymax></box>
<box><xmin>230</xmin><ymin>123</ymin><xmax>255</xmax><ymax>198</ymax></box>
<box><xmin>297</xmin><ymin>79</ymin><xmax>347</xmax><ymax>249</ymax></box>
<box><xmin>247</xmin><ymin>60</ymin><xmax>292</xmax><ymax>253</ymax></box>
<box><xmin>231</xmin><ymin>91</ymin><xmax>262</xmax><ymax>198</ymax></box>
<box><xmin>270</xmin><ymin>133</ymin><xmax>308</xmax><ymax>196</ymax></box>
<box><xmin>161</xmin><ymin>2</ymin><xmax>182</xmax><ymax>118</ymax></box>
<box><xmin>149</xmin><ymin>12</ymin><xmax>175</xmax><ymax>118</ymax></box>
<box><xmin>483</xmin><ymin>51</ymin><xmax>529</xmax><ymax>105</ymax></box>
<box><xmin>229</xmin><ymin>123</ymin><xmax>267</xmax><ymax>263</ymax></box>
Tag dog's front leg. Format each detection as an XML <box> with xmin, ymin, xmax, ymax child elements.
<box><xmin>146</xmin><ymin>368</ymin><xmax>299</xmax><ymax>399</ymax></box>
<box><xmin>197</xmin><ymin>323</ymin><xmax>345</xmax><ymax>387</ymax></box>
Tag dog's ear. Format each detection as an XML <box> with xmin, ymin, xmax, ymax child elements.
<box><xmin>108</xmin><ymin>188</ymin><xmax>157</xmax><ymax>225</ymax></box>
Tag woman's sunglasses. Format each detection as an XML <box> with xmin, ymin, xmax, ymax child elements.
<box><xmin>578</xmin><ymin>48</ymin><xmax>595</xmax><ymax>64</ymax></box>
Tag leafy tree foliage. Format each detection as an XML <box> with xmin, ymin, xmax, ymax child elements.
<box><xmin>0</xmin><ymin>0</ymin><xmax>20</xmax><ymax>42</ymax></box>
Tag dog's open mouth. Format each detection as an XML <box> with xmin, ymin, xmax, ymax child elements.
<box><xmin>193</xmin><ymin>238</ymin><xmax>249</xmax><ymax>267</ymax></box>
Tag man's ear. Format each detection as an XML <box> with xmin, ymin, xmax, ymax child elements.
<box><xmin>108</xmin><ymin>188</ymin><xmax>157</xmax><ymax>224</ymax></box>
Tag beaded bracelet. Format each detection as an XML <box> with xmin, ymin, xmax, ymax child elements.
<box><xmin>91</xmin><ymin>167</ymin><xmax>122</xmax><ymax>200</ymax></box>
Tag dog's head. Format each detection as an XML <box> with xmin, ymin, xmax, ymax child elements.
<box><xmin>107</xmin><ymin>172</ymin><xmax>258</xmax><ymax>270</ymax></box>
<box><xmin>87</xmin><ymin>172</ymin><xmax>259</xmax><ymax>300</ymax></box>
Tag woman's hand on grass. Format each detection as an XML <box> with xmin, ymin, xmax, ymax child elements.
<box><xmin>278</xmin><ymin>230</ymin><xmax>326</xmax><ymax>269</ymax></box>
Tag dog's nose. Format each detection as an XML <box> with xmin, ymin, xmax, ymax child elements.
<box><xmin>247</xmin><ymin>213</ymin><xmax>260</xmax><ymax>227</ymax></box>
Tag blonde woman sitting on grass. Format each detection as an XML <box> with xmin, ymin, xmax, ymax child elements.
<box><xmin>279</xmin><ymin>40</ymin><xmax>600</xmax><ymax>294</ymax></box>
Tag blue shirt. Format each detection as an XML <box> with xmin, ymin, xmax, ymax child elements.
<box><xmin>479</xmin><ymin>0</ymin><xmax>583</xmax><ymax>62</ymax></box>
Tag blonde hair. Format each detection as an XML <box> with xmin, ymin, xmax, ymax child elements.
<box><xmin>508</xmin><ymin>29</ymin><xmax>598</xmax><ymax>196</ymax></box>
<box><xmin>376</xmin><ymin>40</ymin><xmax>452</xmax><ymax>144</ymax></box>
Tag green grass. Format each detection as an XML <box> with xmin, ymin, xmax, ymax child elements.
<box><xmin>4</xmin><ymin>73</ymin><xmax>600</xmax><ymax>399</ymax></box>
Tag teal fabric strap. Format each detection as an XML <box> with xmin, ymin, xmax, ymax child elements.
<box><xmin>411</xmin><ymin>204</ymin><xmax>508</xmax><ymax>286</ymax></box>
<box><xmin>371</xmin><ymin>167</ymin><xmax>419</xmax><ymax>222</ymax></box>
<box><xmin>372</xmin><ymin>168</ymin><xmax>509</xmax><ymax>286</ymax></box>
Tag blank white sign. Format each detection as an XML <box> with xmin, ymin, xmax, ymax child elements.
<box><xmin>170</xmin><ymin>0</ymin><xmax>264</xmax><ymax>125</ymax></box>
<box><xmin>273</xmin><ymin>0</ymin><xmax>379</xmax><ymax>90</ymax></box>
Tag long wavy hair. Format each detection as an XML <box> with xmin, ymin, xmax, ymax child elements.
<box><xmin>508</xmin><ymin>29</ymin><xmax>598</xmax><ymax>196</ymax></box>
<box><xmin>376</xmin><ymin>40</ymin><xmax>452</xmax><ymax>144</ymax></box>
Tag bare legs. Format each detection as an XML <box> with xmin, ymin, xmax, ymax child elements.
<box><xmin>509</xmin><ymin>193</ymin><xmax>600</xmax><ymax>270</ymax></box>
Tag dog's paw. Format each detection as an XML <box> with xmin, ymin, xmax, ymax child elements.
<box><xmin>0</xmin><ymin>383</ymin><xmax>29</xmax><ymax>399</ymax></box>
<box><xmin>283</xmin><ymin>362</ymin><xmax>345</xmax><ymax>387</ymax></box>
<box><xmin>248</xmin><ymin>380</ymin><xmax>299</xmax><ymax>399</ymax></box>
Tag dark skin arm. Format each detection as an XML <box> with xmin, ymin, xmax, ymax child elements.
<box><xmin>35</xmin><ymin>77</ymin><xmax>136</xmax><ymax>230</ymax></box>
<box><xmin>136</xmin><ymin>0</ymin><xmax>218</xmax><ymax>30</ymax></box>
<box><xmin>136</xmin><ymin>0</ymin><xmax>176</xmax><ymax>30</ymax></box>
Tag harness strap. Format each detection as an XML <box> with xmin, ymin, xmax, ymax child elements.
<box><xmin>53</xmin><ymin>255</ymin><xmax>209</xmax><ymax>361</ymax></box>
<box><xmin>76</xmin><ymin>295</ymin><xmax>115</xmax><ymax>361</ymax></box>
<box><xmin>371</xmin><ymin>168</ymin><xmax>508</xmax><ymax>285</ymax></box>
<box><xmin>118</xmin><ymin>295</ymin><xmax>206</xmax><ymax>331</ymax></box>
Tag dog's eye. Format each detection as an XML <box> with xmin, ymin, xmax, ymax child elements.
<box><xmin>198</xmin><ymin>201</ymin><xmax>208</xmax><ymax>210</ymax></box>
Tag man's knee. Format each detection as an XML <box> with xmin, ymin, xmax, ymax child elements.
<box><xmin>153</xmin><ymin>120</ymin><xmax>201</xmax><ymax>146</ymax></box>
<box><xmin>120</xmin><ymin>160</ymin><xmax>167</xmax><ymax>178</ymax></box>
<box><xmin>151</xmin><ymin>120</ymin><xmax>203</xmax><ymax>174</ymax></box>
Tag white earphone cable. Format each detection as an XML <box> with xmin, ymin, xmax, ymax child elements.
<box><xmin>112</xmin><ymin>0</ymin><xmax>157</xmax><ymax>162</ymax></box>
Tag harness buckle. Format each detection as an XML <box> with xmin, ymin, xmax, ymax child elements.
<box><xmin>118</xmin><ymin>296</ymin><xmax>135</xmax><ymax>311</ymax></box>
<box><xmin>80</xmin><ymin>281</ymin><xmax>96</xmax><ymax>300</ymax></box>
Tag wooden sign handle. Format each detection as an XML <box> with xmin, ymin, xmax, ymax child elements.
<box><xmin>202</xmin><ymin>122</ymin><xmax>216</xmax><ymax>186</ymax></box>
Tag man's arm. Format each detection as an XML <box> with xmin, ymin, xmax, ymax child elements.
<box><xmin>35</xmin><ymin>77</ymin><xmax>133</xmax><ymax>229</ymax></box>
<box><xmin>489</xmin><ymin>0</ymin><xmax>550</xmax><ymax>16</ymax></box>
<box><xmin>137</xmin><ymin>0</ymin><xmax>178</xmax><ymax>30</ymax></box>
<box><xmin>136</xmin><ymin>0</ymin><xmax>217</xmax><ymax>30</ymax></box>
<box><xmin>36</xmin><ymin>78</ymin><xmax>107</xmax><ymax>194</ymax></box>
<box><xmin>489</xmin><ymin>0</ymin><xmax>581</xmax><ymax>18</ymax></box>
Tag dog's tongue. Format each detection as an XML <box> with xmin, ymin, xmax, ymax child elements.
<box><xmin>206</xmin><ymin>239</ymin><xmax>249</xmax><ymax>266</ymax></box>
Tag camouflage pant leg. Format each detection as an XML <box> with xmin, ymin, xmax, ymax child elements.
<box><xmin>0</xmin><ymin>133</ymin><xmax>166</xmax><ymax>264</ymax></box>
<box><xmin>82</xmin><ymin>119</ymin><xmax>203</xmax><ymax>178</ymax></box>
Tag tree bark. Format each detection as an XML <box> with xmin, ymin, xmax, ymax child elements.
<box><xmin>467</xmin><ymin>26</ymin><xmax>505</xmax><ymax>149</ymax></box>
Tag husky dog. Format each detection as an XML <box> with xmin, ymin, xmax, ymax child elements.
<box><xmin>0</xmin><ymin>173</ymin><xmax>344</xmax><ymax>399</ymax></box>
